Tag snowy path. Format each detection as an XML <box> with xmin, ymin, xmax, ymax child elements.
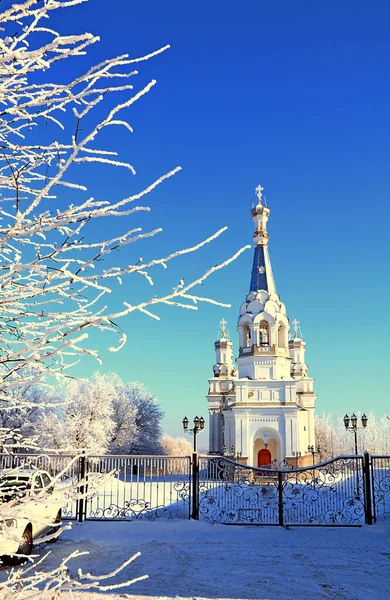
<box><xmin>5</xmin><ymin>520</ymin><xmax>390</xmax><ymax>599</ymax></box>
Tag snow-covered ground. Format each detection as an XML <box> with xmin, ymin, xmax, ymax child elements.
<box><xmin>5</xmin><ymin>519</ymin><xmax>389</xmax><ymax>600</ymax></box>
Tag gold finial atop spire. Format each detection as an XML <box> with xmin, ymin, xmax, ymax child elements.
<box><xmin>255</xmin><ymin>184</ymin><xmax>264</xmax><ymax>204</ymax></box>
<box><xmin>220</xmin><ymin>318</ymin><xmax>228</xmax><ymax>338</ymax></box>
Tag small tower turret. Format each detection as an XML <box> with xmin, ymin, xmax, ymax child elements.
<box><xmin>289</xmin><ymin>319</ymin><xmax>309</xmax><ymax>378</ymax></box>
<box><xmin>213</xmin><ymin>318</ymin><xmax>236</xmax><ymax>378</ymax></box>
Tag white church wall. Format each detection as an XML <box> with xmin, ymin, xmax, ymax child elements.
<box><xmin>284</xmin><ymin>412</ymin><xmax>298</xmax><ymax>456</ymax></box>
<box><xmin>234</xmin><ymin>416</ymin><xmax>248</xmax><ymax>456</ymax></box>
<box><xmin>209</xmin><ymin>410</ymin><xmax>221</xmax><ymax>453</ymax></box>
<box><xmin>307</xmin><ymin>407</ymin><xmax>315</xmax><ymax>447</ymax></box>
<box><xmin>297</xmin><ymin>410</ymin><xmax>311</xmax><ymax>455</ymax></box>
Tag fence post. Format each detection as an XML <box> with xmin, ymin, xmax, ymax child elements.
<box><xmin>77</xmin><ymin>451</ymin><xmax>86</xmax><ymax>523</ymax></box>
<box><xmin>363</xmin><ymin>451</ymin><xmax>373</xmax><ymax>525</ymax></box>
<box><xmin>191</xmin><ymin>452</ymin><xmax>199</xmax><ymax>520</ymax></box>
<box><xmin>278</xmin><ymin>470</ymin><xmax>284</xmax><ymax>526</ymax></box>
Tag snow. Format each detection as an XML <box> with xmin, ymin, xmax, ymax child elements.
<box><xmin>5</xmin><ymin>518</ymin><xmax>388</xmax><ymax>600</ymax></box>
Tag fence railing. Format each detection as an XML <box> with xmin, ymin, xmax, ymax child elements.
<box><xmin>0</xmin><ymin>453</ymin><xmax>191</xmax><ymax>522</ymax></box>
<box><xmin>0</xmin><ymin>451</ymin><xmax>388</xmax><ymax>525</ymax></box>
<box><xmin>198</xmin><ymin>455</ymin><xmax>367</xmax><ymax>526</ymax></box>
<box><xmin>371</xmin><ymin>455</ymin><xmax>390</xmax><ymax>522</ymax></box>
<box><xmin>0</xmin><ymin>452</ymin><xmax>80</xmax><ymax>519</ymax></box>
<box><xmin>84</xmin><ymin>455</ymin><xmax>191</xmax><ymax>520</ymax></box>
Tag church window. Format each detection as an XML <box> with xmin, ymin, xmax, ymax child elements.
<box><xmin>278</xmin><ymin>323</ymin><xmax>286</xmax><ymax>348</ymax></box>
<box><xmin>244</xmin><ymin>325</ymin><xmax>251</xmax><ymax>347</ymax></box>
<box><xmin>259</xmin><ymin>320</ymin><xmax>269</xmax><ymax>346</ymax></box>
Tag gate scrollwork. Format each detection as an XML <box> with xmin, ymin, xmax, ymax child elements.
<box><xmin>199</xmin><ymin>456</ymin><xmax>365</xmax><ymax>525</ymax></box>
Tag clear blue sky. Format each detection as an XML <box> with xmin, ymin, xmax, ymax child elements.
<box><xmin>49</xmin><ymin>0</ymin><xmax>389</xmax><ymax>441</ymax></box>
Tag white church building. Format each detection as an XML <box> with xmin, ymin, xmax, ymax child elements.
<box><xmin>206</xmin><ymin>185</ymin><xmax>317</xmax><ymax>468</ymax></box>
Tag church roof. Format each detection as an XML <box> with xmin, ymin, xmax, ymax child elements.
<box><xmin>249</xmin><ymin>244</ymin><xmax>276</xmax><ymax>294</ymax></box>
<box><xmin>250</xmin><ymin>245</ymin><xmax>268</xmax><ymax>292</ymax></box>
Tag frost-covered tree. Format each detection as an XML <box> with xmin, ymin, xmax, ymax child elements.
<box><xmin>315</xmin><ymin>412</ymin><xmax>390</xmax><ymax>458</ymax></box>
<box><xmin>0</xmin><ymin>0</ymin><xmax>249</xmax><ymax>451</ymax></box>
<box><xmin>110</xmin><ymin>380</ymin><xmax>163</xmax><ymax>454</ymax></box>
<box><xmin>160</xmin><ymin>434</ymin><xmax>193</xmax><ymax>456</ymax></box>
<box><xmin>34</xmin><ymin>408</ymin><xmax>65</xmax><ymax>452</ymax></box>
<box><xmin>0</xmin><ymin>371</ymin><xmax>45</xmax><ymax>451</ymax></box>
<box><xmin>62</xmin><ymin>376</ymin><xmax>116</xmax><ymax>453</ymax></box>
<box><xmin>315</xmin><ymin>413</ymin><xmax>336</xmax><ymax>460</ymax></box>
<box><xmin>38</xmin><ymin>372</ymin><xmax>116</xmax><ymax>453</ymax></box>
<box><xmin>360</xmin><ymin>413</ymin><xmax>390</xmax><ymax>455</ymax></box>
<box><xmin>37</xmin><ymin>373</ymin><xmax>163</xmax><ymax>453</ymax></box>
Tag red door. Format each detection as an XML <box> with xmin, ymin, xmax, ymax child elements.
<box><xmin>258</xmin><ymin>448</ymin><xmax>271</xmax><ymax>467</ymax></box>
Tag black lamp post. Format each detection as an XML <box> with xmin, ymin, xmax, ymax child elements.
<box><xmin>308</xmin><ymin>444</ymin><xmax>321</xmax><ymax>466</ymax></box>
<box><xmin>182</xmin><ymin>415</ymin><xmax>205</xmax><ymax>453</ymax></box>
<box><xmin>343</xmin><ymin>413</ymin><xmax>368</xmax><ymax>455</ymax></box>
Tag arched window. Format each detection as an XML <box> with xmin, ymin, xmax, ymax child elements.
<box><xmin>278</xmin><ymin>323</ymin><xmax>286</xmax><ymax>348</ymax></box>
<box><xmin>259</xmin><ymin>320</ymin><xmax>269</xmax><ymax>346</ymax></box>
<box><xmin>244</xmin><ymin>324</ymin><xmax>251</xmax><ymax>347</ymax></box>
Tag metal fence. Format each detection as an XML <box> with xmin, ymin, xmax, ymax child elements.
<box><xmin>0</xmin><ymin>453</ymin><xmax>191</xmax><ymax>522</ymax></box>
<box><xmin>0</xmin><ymin>452</ymin><xmax>389</xmax><ymax>525</ymax></box>
<box><xmin>371</xmin><ymin>455</ymin><xmax>390</xmax><ymax>522</ymax></box>
<box><xmin>0</xmin><ymin>452</ymin><xmax>80</xmax><ymax>518</ymax></box>
<box><xmin>84</xmin><ymin>455</ymin><xmax>191</xmax><ymax>520</ymax></box>
<box><xmin>198</xmin><ymin>455</ymin><xmax>366</xmax><ymax>526</ymax></box>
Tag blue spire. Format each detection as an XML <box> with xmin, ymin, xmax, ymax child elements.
<box><xmin>249</xmin><ymin>246</ymin><xmax>268</xmax><ymax>292</ymax></box>
<box><xmin>248</xmin><ymin>184</ymin><xmax>276</xmax><ymax>294</ymax></box>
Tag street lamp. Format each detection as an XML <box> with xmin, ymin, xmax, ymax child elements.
<box><xmin>308</xmin><ymin>444</ymin><xmax>321</xmax><ymax>465</ymax></box>
<box><xmin>343</xmin><ymin>413</ymin><xmax>368</xmax><ymax>455</ymax></box>
<box><xmin>182</xmin><ymin>415</ymin><xmax>205</xmax><ymax>453</ymax></box>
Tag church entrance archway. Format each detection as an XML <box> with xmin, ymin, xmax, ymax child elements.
<box><xmin>258</xmin><ymin>448</ymin><xmax>271</xmax><ymax>467</ymax></box>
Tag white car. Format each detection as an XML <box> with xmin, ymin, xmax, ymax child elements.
<box><xmin>0</xmin><ymin>468</ymin><xmax>62</xmax><ymax>564</ymax></box>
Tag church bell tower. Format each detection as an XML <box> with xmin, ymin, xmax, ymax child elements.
<box><xmin>206</xmin><ymin>185</ymin><xmax>317</xmax><ymax>467</ymax></box>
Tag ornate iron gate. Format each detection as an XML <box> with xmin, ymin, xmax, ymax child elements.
<box><xmin>0</xmin><ymin>453</ymin><xmax>191</xmax><ymax>521</ymax></box>
<box><xmin>371</xmin><ymin>455</ymin><xmax>390</xmax><ymax>522</ymax></box>
<box><xmin>198</xmin><ymin>455</ymin><xmax>366</xmax><ymax>526</ymax></box>
<box><xmin>84</xmin><ymin>455</ymin><xmax>191</xmax><ymax>520</ymax></box>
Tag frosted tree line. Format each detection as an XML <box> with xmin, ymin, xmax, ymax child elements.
<box><xmin>0</xmin><ymin>0</ymin><xmax>248</xmax><ymax>596</ymax></box>
<box><xmin>0</xmin><ymin>372</ymin><xmax>164</xmax><ymax>454</ymax></box>
<box><xmin>315</xmin><ymin>413</ymin><xmax>390</xmax><ymax>460</ymax></box>
<box><xmin>160</xmin><ymin>433</ymin><xmax>193</xmax><ymax>457</ymax></box>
